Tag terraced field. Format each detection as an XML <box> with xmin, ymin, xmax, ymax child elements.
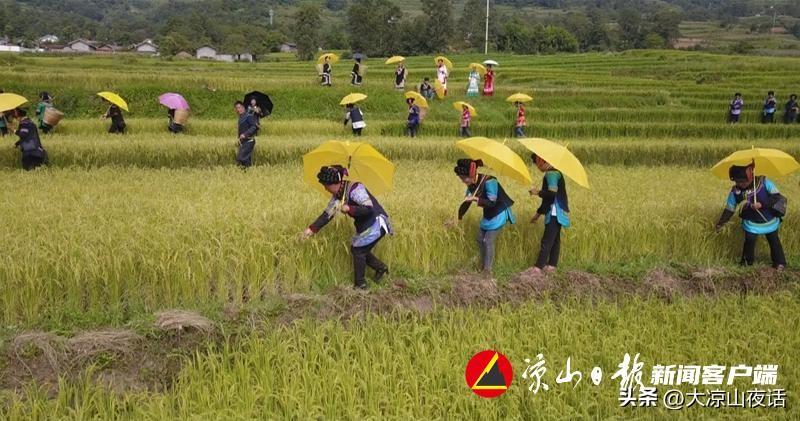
<box><xmin>0</xmin><ymin>51</ymin><xmax>798</xmax><ymax>419</ymax></box>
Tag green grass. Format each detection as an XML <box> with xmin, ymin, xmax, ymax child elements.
<box><xmin>3</xmin><ymin>295</ymin><xmax>799</xmax><ymax>419</ymax></box>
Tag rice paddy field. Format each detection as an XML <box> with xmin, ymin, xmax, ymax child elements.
<box><xmin>1</xmin><ymin>50</ymin><xmax>800</xmax><ymax>419</ymax></box>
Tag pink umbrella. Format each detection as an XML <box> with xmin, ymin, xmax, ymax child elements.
<box><xmin>158</xmin><ymin>92</ymin><xmax>190</xmax><ymax>110</ymax></box>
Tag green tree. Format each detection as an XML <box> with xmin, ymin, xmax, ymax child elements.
<box><xmin>346</xmin><ymin>0</ymin><xmax>402</xmax><ymax>56</ymax></box>
<box><xmin>617</xmin><ymin>8</ymin><xmax>643</xmax><ymax>49</ymax></box>
<box><xmin>650</xmin><ymin>7</ymin><xmax>682</xmax><ymax>43</ymax></box>
<box><xmin>457</xmin><ymin>0</ymin><xmax>496</xmax><ymax>50</ymax></box>
<box><xmin>293</xmin><ymin>5</ymin><xmax>321</xmax><ymax>60</ymax></box>
<box><xmin>419</xmin><ymin>0</ymin><xmax>454</xmax><ymax>53</ymax></box>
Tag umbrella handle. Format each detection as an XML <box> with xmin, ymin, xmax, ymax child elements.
<box><xmin>340</xmin><ymin>180</ymin><xmax>351</xmax><ymax>208</ymax></box>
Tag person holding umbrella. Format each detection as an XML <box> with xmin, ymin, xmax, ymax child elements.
<box><xmin>159</xmin><ymin>93</ymin><xmax>190</xmax><ymax>134</ymax></box>
<box><xmin>98</xmin><ymin>92</ymin><xmax>128</xmax><ymax>134</ymax></box>
<box><xmin>467</xmin><ymin>67</ymin><xmax>480</xmax><ymax>97</ymax></box>
<box><xmin>406</xmin><ymin>97</ymin><xmax>420</xmax><ymax>137</ymax></box>
<box><xmin>436</xmin><ymin>58</ymin><xmax>449</xmax><ymax>97</ymax></box>
<box><xmin>483</xmin><ymin>61</ymin><xmax>497</xmax><ymax>96</ymax></box>
<box><xmin>234</xmin><ymin>100</ymin><xmax>259</xmax><ymax>168</ymax></box>
<box><xmin>454</xmin><ymin>158</ymin><xmax>516</xmax><ymax>274</ymax></box>
<box><xmin>321</xmin><ymin>56</ymin><xmax>333</xmax><ymax>87</ymax></box>
<box><xmin>351</xmin><ymin>54</ymin><xmax>364</xmax><ymax>86</ymax></box>
<box><xmin>344</xmin><ymin>104</ymin><xmax>366</xmax><ymax>136</ymax></box>
<box><xmin>395</xmin><ymin>61</ymin><xmax>407</xmax><ymax>90</ymax></box>
<box><xmin>301</xmin><ymin>141</ymin><xmax>395</xmax><ymax>290</ymax></box>
<box><xmin>528</xmin><ymin>153</ymin><xmax>570</xmax><ymax>274</ymax></box>
<box><xmin>518</xmin><ymin>138</ymin><xmax>589</xmax><ymax>275</ymax></box>
<box><xmin>454</xmin><ymin>102</ymin><xmax>476</xmax><ymax>138</ymax></box>
<box><xmin>103</xmin><ymin>103</ymin><xmax>125</xmax><ymax>134</ymax></box>
<box><xmin>13</xmin><ymin>108</ymin><xmax>47</xmax><ymax>170</ymax></box>
<box><xmin>715</xmin><ymin>163</ymin><xmax>787</xmax><ymax>269</ymax></box>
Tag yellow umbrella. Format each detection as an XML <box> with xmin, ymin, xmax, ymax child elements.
<box><xmin>404</xmin><ymin>91</ymin><xmax>428</xmax><ymax>108</ymax></box>
<box><xmin>506</xmin><ymin>93</ymin><xmax>533</xmax><ymax>103</ymax></box>
<box><xmin>0</xmin><ymin>93</ymin><xmax>28</xmax><ymax>112</ymax></box>
<box><xmin>339</xmin><ymin>93</ymin><xmax>367</xmax><ymax>106</ymax></box>
<box><xmin>385</xmin><ymin>55</ymin><xmax>405</xmax><ymax>65</ymax></box>
<box><xmin>303</xmin><ymin>140</ymin><xmax>395</xmax><ymax>197</ymax></box>
<box><xmin>97</xmin><ymin>91</ymin><xmax>129</xmax><ymax>112</ymax></box>
<box><xmin>456</xmin><ymin>137</ymin><xmax>532</xmax><ymax>186</ymax></box>
<box><xmin>517</xmin><ymin>138</ymin><xmax>590</xmax><ymax>189</ymax></box>
<box><xmin>468</xmin><ymin>63</ymin><xmax>486</xmax><ymax>75</ymax></box>
<box><xmin>711</xmin><ymin>147</ymin><xmax>800</xmax><ymax>180</ymax></box>
<box><xmin>434</xmin><ymin>56</ymin><xmax>453</xmax><ymax>69</ymax></box>
<box><xmin>453</xmin><ymin>101</ymin><xmax>477</xmax><ymax>117</ymax></box>
<box><xmin>434</xmin><ymin>79</ymin><xmax>446</xmax><ymax>99</ymax></box>
<box><xmin>317</xmin><ymin>53</ymin><xmax>340</xmax><ymax>65</ymax></box>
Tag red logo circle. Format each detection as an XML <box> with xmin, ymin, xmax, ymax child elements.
<box><xmin>465</xmin><ymin>350</ymin><xmax>513</xmax><ymax>398</ymax></box>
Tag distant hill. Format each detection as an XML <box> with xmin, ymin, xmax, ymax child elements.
<box><xmin>0</xmin><ymin>0</ymin><xmax>798</xmax><ymax>56</ymax></box>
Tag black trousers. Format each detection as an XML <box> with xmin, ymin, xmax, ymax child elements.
<box><xmin>407</xmin><ymin>122</ymin><xmax>418</xmax><ymax>137</ymax></box>
<box><xmin>742</xmin><ymin>231</ymin><xmax>786</xmax><ymax>267</ymax></box>
<box><xmin>352</xmin><ymin>128</ymin><xmax>362</xmax><ymax>136</ymax></box>
<box><xmin>237</xmin><ymin>139</ymin><xmax>255</xmax><ymax>167</ymax></box>
<box><xmin>762</xmin><ymin>113</ymin><xmax>775</xmax><ymax>123</ymax></box>
<box><xmin>535</xmin><ymin>218</ymin><xmax>562</xmax><ymax>269</ymax></box>
<box><xmin>109</xmin><ymin>121</ymin><xmax>126</xmax><ymax>134</ymax></box>
<box><xmin>351</xmin><ymin>233</ymin><xmax>387</xmax><ymax>287</ymax></box>
<box><xmin>21</xmin><ymin>153</ymin><xmax>46</xmax><ymax>171</ymax></box>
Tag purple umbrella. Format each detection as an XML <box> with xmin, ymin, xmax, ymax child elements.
<box><xmin>158</xmin><ymin>93</ymin><xmax>190</xmax><ymax>110</ymax></box>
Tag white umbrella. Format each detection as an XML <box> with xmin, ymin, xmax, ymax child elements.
<box><xmin>483</xmin><ymin>59</ymin><xmax>499</xmax><ymax>66</ymax></box>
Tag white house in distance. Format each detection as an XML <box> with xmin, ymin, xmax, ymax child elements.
<box><xmin>195</xmin><ymin>45</ymin><xmax>253</xmax><ymax>62</ymax></box>
<box><xmin>63</xmin><ymin>39</ymin><xmax>97</xmax><ymax>52</ymax></box>
<box><xmin>38</xmin><ymin>34</ymin><xmax>59</xmax><ymax>44</ymax></box>
<box><xmin>133</xmin><ymin>39</ymin><xmax>158</xmax><ymax>54</ymax></box>
<box><xmin>196</xmin><ymin>45</ymin><xmax>217</xmax><ymax>59</ymax></box>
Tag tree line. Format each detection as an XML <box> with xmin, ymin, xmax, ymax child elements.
<box><xmin>1</xmin><ymin>0</ymin><xmax>799</xmax><ymax>59</ymax></box>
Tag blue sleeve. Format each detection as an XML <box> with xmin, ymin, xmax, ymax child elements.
<box><xmin>485</xmin><ymin>179</ymin><xmax>498</xmax><ymax>201</ymax></box>
<box><xmin>545</xmin><ymin>171</ymin><xmax>561</xmax><ymax>191</ymax></box>
<box><xmin>764</xmin><ymin>179</ymin><xmax>779</xmax><ymax>195</ymax></box>
<box><xmin>725</xmin><ymin>191</ymin><xmax>738</xmax><ymax>211</ymax></box>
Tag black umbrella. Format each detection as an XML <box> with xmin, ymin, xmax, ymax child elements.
<box><xmin>243</xmin><ymin>91</ymin><xmax>273</xmax><ymax>116</ymax></box>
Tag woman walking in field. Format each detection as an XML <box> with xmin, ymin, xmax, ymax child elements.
<box><xmin>343</xmin><ymin>103</ymin><xmax>366</xmax><ymax>136</ymax></box>
<box><xmin>784</xmin><ymin>94</ymin><xmax>798</xmax><ymax>124</ymax></box>
<box><xmin>454</xmin><ymin>159</ymin><xmax>515</xmax><ymax>274</ymax></box>
<box><xmin>321</xmin><ymin>56</ymin><xmax>333</xmax><ymax>87</ymax></box>
<box><xmin>466</xmin><ymin>67</ymin><xmax>480</xmax><ymax>97</ymax></box>
<box><xmin>715</xmin><ymin>164</ymin><xmax>786</xmax><ymax>269</ymax></box>
<box><xmin>406</xmin><ymin>97</ymin><xmax>421</xmax><ymax>137</ymax></box>
<box><xmin>303</xmin><ymin>165</ymin><xmax>391</xmax><ymax>290</ymax></box>
<box><xmin>395</xmin><ymin>62</ymin><xmax>407</xmax><ymax>90</ymax></box>
<box><xmin>728</xmin><ymin>92</ymin><xmax>743</xmax><ymax>124</ymax></box>
<box><xmin>514</xmin><ymin>102</ymin><xmax>526</xmax><ymax>138</ymax></box>
<box><xmin>436</xmin><ymin>59</ymin><xmax>448</xmax><ymax>97</ymax></box>
<box><xmin>483</xmin><ymin>64</ymin><xmax>495</xmax><ymax>96</ymax></box>
<box><xmin>13</xmin><ymin>108</ymin><xmax>48</xmax><ymax>170</ymax></box>
<box><xmin>102</xmin><ymin>101</ymin><xmax>126</xmax><ymax>134</ymax></box>
<box><xmin>35</xmin><ymin>92</ymin><xmax>54</xmax><ymax>134</ymax></box>
<box><xmin>528</xmin><ymin>153</ymin><xmax>570</xmax><ymax>274</ymax></box>
<box><xmin>460</xmin><ymin>104</ymin><xmax>471</xmax><ymax>137</ymax></box>
<box><xmin>762</xmin><ymin>91</ymin><xmax>777</xmax><ymax>123</ymax></box>
<box><xmin>234</xmin><ymin>100</ymin><xmax>259</xmax><ymax>168</ymax></box>
<box><xmin>351</xmin><ymin>57</ymin><xmax>363</xmax><ymax>86</ymax></box>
